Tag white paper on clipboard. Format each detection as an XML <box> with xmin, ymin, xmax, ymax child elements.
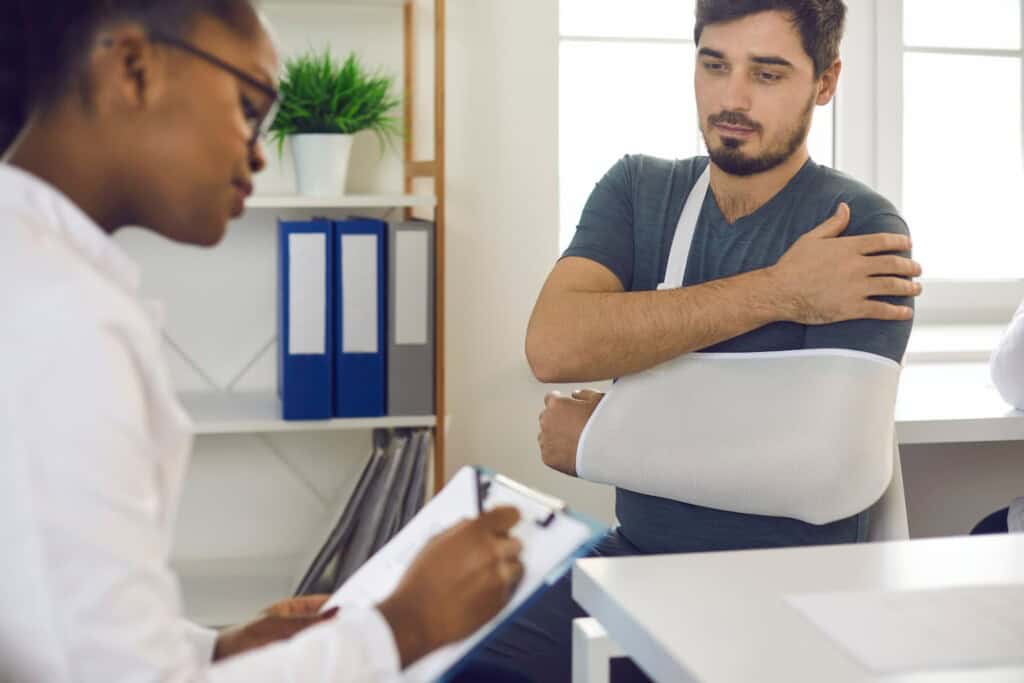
<box><xmin>323</xmin><ymin>466</ymin><xmax>601</xmax><ymax>683</ymax></box>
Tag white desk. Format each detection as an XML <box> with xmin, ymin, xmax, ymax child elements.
<box><xmin>896</xmin><ymin>362</ymin><xmax>1024</xmax><ymax>445</ymax></box>
<box><xmin>573</xmin><ymin>534</ymin><xmax>1024</xmax><ymax>683</ymax></box>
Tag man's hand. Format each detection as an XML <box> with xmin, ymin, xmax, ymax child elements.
<box><xmin>769</xmin><ymin>202</ymin><xmax>923</xmax><ymax>324</ymax></box>
<box><xmin>377</xmin><ymin>506</ymin><xmax>524</xmax><ymax>668</ymax></box>
<box><xmin>213</xmin><ymin>595</ymin><xmax>337</xmax><ymax>661</ymax></box>
<box><xmin>538</xmin><ymin>389</ymin><xmax>605</xmax><ymax>477</ymax></box>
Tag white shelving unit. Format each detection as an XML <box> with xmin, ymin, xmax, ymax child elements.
<box><xmin>180</xmin><ymin>390</ymin><xmax>436</xmax><ymax>435</ymax></box>
<box><xmin>163</xmin><ymin>0</ymin><xmax>448</xmax><ymax>628</ymax></box>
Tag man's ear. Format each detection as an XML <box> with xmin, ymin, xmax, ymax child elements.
<box><xmin>89</xmin><ymin>23</ymin><xmax>169</xmax><ymax>113</ymax></box>
<box><xmin>816</xmin><ymin>58</ymin><xmax>842</xmax><ymax>106</ymax></box>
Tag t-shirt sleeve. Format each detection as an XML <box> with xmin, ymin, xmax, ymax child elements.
<box><xmin>561</xmin><ymin>156</ymin><xmax>636</xmax><ymax>289</ymax></box>
<box><xmin>802</xmin><ymin>210</ymin><xmax>914</xmax><ymax>363</ymax></box>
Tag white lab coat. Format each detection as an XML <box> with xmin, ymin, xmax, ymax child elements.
<box><xmin>0</xmin><ymin>164</ymin><xmax>400</xmax><ymax>682</ymax></box>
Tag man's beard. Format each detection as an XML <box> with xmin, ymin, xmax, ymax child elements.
<box><xmin>702</xmin><ymin>93</ymin><xmax>815</xmax><ymax>177</ymax></box>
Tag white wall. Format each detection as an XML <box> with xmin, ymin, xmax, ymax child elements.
<box><xmin>444</xmin><ymin>0</ymin><xmax>616</xmax><ymax>524</ymax></box>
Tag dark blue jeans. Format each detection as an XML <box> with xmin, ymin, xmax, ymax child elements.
<box><xmin>465</xmin><ymin>530</ymin><xmax>651</xmax><ymax>683</ymax></box>
<box><xmin>971</xmin><ymin>507</ymin><xmax>1010</xmax><ymax>535</ymax></box>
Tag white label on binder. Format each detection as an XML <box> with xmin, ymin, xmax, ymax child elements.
<box><xmin>288</xmin><ymin>233</ymin><xmax>326</xmax><ymax>355</ymax></box>
<box><xmin>342</xmin><ymin>234</ymin><xmax>379</xmax><ymax>353</ymax></box>
<box><xmin>395</xmin><ymin>231</ymin><xmax>429</xmax><ymax>345</ymax></box>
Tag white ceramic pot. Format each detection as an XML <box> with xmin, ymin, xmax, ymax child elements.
<box><xmin>290</xmin><ymin>133</ymin><xmax>355</xmax><ymax>197</ymax></box>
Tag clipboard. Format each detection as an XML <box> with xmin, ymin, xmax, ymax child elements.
<box><xmin>322</xmin><ymin>466</ymin><xmax>607</xmax><ymax>683</ymax></box>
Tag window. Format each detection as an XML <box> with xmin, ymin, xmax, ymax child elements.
<box><xmin>558</xmin><ymin>0</ymin><xmax>835</xmax><ymax>249</ymax></box>
<box><xmin>874</xmin><ymin>0</ymin><xmax>1024</xmax><ymax>323</ymax></box>
<box><xmin>899</xmin><ymin>0</ymin><xmax>1023</xmax><ymax>281</ymax></box>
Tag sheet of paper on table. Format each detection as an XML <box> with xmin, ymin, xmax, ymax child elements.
<box><xmin>787</xmin><ymin>584</ymin><xmax>1024</xmax><ymax>674</ymax></box>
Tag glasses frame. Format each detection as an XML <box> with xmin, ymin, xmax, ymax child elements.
<box><xmin>149</xmin><ymin>32</ymin><xmax>279</xmax><ymax>147</ymax></box>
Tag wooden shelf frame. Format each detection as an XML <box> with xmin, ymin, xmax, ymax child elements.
<box><xmin>402</xmin><ymin>0</ymin><xmax>447</xmax><ymax>493</ymax></box>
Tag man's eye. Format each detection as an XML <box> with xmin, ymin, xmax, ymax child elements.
<box><xmin>756</xmin><ymin>71</ymin><xmax>781</xmax><ymax>83</ymax></box>
<box><xmin>703</xmin><ymin>61</ymin><xmax>727</xmax><ymax>72</ymax></box>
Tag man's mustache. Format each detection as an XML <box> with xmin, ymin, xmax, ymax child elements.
<box><xmin>709</xmin><ymin>111</ymin><xmax>762</xmax><ymax>132</ymax></box>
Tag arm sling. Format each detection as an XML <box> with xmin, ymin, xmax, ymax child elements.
<box><xmin>575</xmin><ymin>166</ymin><xmax>902</xmax><ymax>525</ymax></box>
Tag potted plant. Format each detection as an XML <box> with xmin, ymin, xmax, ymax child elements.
<box><xmin>270</xmin><ymin>49</ymin><xmax>401</xmax><ymax>197</ymax></box>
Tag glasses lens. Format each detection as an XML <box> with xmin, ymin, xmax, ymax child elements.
<box><xmin>257</xmin><ymin>97</ymin><xmax>280</xmax><ymax>141</ymax></box>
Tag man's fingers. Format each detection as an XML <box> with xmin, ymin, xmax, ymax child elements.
<box><xmin>543</xmin><ymin>391</ymin><xmax>562</xmax><ymax>408</ymax></box>
<box><xmin>868</xmin><ymin>277</ymin><xmax>922</xmax><ymax>298</ymax></box>
<box><xmin>851</xmin><ymin>232</ymin><xmax>913</xmax><ymax>255</ymax></box>
<box><xmin>807</xmin><ymin>202</ymin><xmax>850</xmax><ymax>238</ymax></box>
<box><xmin>863</xmin><ymin>254</ymin><xmax>922</xmax><ymax>277</ymax></box>
<box><xmin>479</xmin><ymin>505</ymin><xmax>521</xmax><ymax>534</ymax></box>
<box><xmin>859</xmin><ymin>301</ymin><xmax>915</xmax><ymax>321</ymax></box>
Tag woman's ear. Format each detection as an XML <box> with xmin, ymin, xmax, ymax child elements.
<box><xmin>89</xmin><ymin>23</ymin><xmax>169</xmax><ymax>113</ymax></box>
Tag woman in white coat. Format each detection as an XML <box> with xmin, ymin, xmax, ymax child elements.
<box><xmin>0</xmin><ymin>2</ymin><xmax>525</xmax><ymax>681</ymax></box>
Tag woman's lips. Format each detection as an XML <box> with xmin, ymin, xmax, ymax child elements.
<box><xmin>230</xmin><ymin>180</ymin><xmax>251</xmax><ymax>218</ymax></box>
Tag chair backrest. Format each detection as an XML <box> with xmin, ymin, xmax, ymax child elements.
<box><xmin>867</xmin><ymin>438</ymin><xmax>910</xmax><ymax>542</ymax></box>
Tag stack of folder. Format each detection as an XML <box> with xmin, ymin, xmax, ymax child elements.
<box><xmin>277</xmin><ymin>218</ymin><xmax>435</xmax><ymax>420</ymax></box>
<box><xmin>294</xmin><ymin>428</ymin><xmax>433</xmax><ymax>595</ymax></box>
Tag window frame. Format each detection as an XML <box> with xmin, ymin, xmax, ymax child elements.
<box><xmin>868</xmin><ymin>0</ymin><xmax>1024</xmax><ymax>324</ymax></box>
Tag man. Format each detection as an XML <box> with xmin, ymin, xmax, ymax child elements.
<box><xmin>0</xmin><ymin>2</ymin><xmax>524</xmax><ymax>681</ymax></box>
<box><xmin>472</xmin><ymin>1</ymin><xmax>921</xmax><ymax>681</ymax></box>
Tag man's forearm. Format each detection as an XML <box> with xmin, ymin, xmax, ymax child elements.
<box><xmin>526</xmin><ymin>267</ymin><xmax>789</xmax><ymax>383</ymax></box>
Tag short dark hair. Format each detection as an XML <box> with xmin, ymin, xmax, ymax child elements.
<box><xmin>693</xmin><ymin>0</ymin><xmax>847</xmax><ymax>77</ymax></box>
<box><xmin>2</xmin><ymin>0</ymin><xmax>258</xmax><ymax>153</ymax></box>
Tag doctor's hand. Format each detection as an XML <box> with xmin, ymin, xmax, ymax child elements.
<box><xmin>213</xmin><ymin>595</ymin><xmax>338</xmax><ymax>661</ymax></box>
<box><xmin>538</xmin><ymin>389</ymin><xmax>605</xmax><ymax>477</ymax></box>
<box><xmin>768</xmin><ymin>202</ymin><xmax>922</xmax><ymax>325</ymax></box>
<box><xmin>377</xmin><ymin>506</ymin><xmax>525</xmax><ymax>669</ymax></box>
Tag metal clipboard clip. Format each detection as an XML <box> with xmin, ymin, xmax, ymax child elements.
<box><xmin>475</xmin><ymin>467</ymin><xmax>567</xmax><ymax>528</ymax></box>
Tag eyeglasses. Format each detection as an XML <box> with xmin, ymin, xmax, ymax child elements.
<box><xmin>149</xmin><ymin>32</ymin><xmax>280</xmax><ymax>148</ymax></box>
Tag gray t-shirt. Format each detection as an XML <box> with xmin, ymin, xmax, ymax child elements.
<box><xmin>563</xmin><ymin>155</ymin><xmax>913</xmax><ymax>554</ymax></box>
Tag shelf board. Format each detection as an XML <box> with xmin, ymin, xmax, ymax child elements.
<box><xmin>174</xmin><ymin>556</ymin><xmax>301</xmax><ymax>628</ymax></box>
<box><xmin>246</xmin><ymin>194</ymin><xmax>436</xmax><ymax>209</ymax></box>
<box><xmin>179</xmin><ymin>391</ymin><xmax>436</xmax><ymax>435</ymax></box>
<box><xmin>265</xmin><ymin>0</ymin><xmax>408</xmax><ymax>6</ymax></box>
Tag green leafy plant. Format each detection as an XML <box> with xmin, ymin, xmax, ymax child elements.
<box><xmin>269</xmin><ymin>48</ymin><xmax>402</xmax><ymax>154</ymax></box>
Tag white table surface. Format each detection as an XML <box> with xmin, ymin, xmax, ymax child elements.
<box><xmin>896</xmin><ymin>362</ymin><xmax>1024</xmax><ymax>445</ymax></box>
<box><xmin>573</xmin><ymin>534</ymin><xmax>1024</xmax><ymax>683</ymax></box>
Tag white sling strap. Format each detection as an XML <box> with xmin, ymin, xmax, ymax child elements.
<box><xmin>575</xmin><ymin>162</ymin><xmax>904</xmax><ymax>526</ymax></box>
<box><xmin>657</xmin><ymin>165</ymin><xmax>711</xmax><ymax>291</ymax></box>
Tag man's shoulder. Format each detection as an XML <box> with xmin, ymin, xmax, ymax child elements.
<box><xmin>801</xmin><ymin>163</ymin><xmax>908</xmax><ymax>237</ymax></box>
<box><xmin>617</xmin><ymin>153</ymin><xmax>709</xmax><ymax>186</ymax></box>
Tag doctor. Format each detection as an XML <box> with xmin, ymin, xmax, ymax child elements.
<box><xmin>0</xmin><ymin>2</ymin><xmax>524</xmax><ymax>681</ymax></box>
